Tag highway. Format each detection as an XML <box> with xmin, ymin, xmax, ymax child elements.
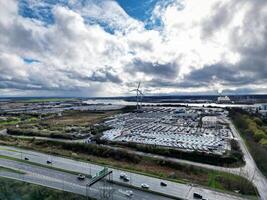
<box><xmin>0</xmin><ymin>158</ymin><xmax>171</xmax><ymax>200</ymax></box>
<box><xmin>0</xmin><ymin>145</ymin><xmax>247</xmax><ymax>200</ymax></box>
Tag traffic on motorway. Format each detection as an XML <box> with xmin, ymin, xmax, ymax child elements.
<box><xmin>0</xmin><ymin>145</ymin><xmax>247</xmax><ymax>200</ymax></box>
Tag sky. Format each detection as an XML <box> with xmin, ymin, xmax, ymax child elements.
<box><xmin>0</xmin><ymin>0</ymin><xmax>267</xmax><ymax>97</ymax></box>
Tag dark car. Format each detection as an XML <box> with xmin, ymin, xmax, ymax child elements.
<box><xmin>24</xmin><ymin>157</ymin><xmax>29</xmax><ymax>161</ymax></box>
<box><xmin>77</xmin><ymin>174</ymin><xmax>85</xmax><ymax>180</ymax></box>
<box><xmin>46</xmin><ymin>160</ymin><xmax>52</xmax><ymax>164</ymax></box>
<box><xmin>123</xmin><ymin>176</ymin><xmax>130</xmax><ymax>182</ymax></box>
<box><xmin>193</xmin><ymin>193</ymin><xmax>202</xmax><ymax>199</ymax></box>
<box><xmin>160</xmin><ymin>181</ymin><xmax>167</xmax><ymax>186</ymax></box>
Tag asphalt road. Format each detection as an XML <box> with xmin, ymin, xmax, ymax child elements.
<box><xmin>0</xmin><ymin>145</ymin><xmax>246</xmax><ymax>200</ymax></box>
<box><xmin>0</xmin><ymin>158</ymin><xmax>171</xmax><ymax>200</ymax></box>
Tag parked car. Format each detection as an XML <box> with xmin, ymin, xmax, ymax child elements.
<box><xmin>46</xmin><ymin>160</ymin><xmax>52</xmax><ymax>164</ymax></box>
<box><xmin>24</xmin><ymin>157</ymin><xmax>29</xmax><ymax>161</ymax></box>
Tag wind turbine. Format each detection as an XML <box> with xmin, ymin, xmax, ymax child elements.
<box><xmin>131</xmin><ymin>82</ymin><xmax>144</xmax><ymax>111</ymax></box>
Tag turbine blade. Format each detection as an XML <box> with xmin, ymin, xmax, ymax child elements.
<box><xmin>137</xmin><ymin>90</ymin><xmax>144</xmax><ymax>96</ymax></box>
<box><xmin>137</xmin><ymin>81</ymin><xmax>141</xmax><ymax>90</ymax></box>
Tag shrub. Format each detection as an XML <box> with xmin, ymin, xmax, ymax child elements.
<box><xmin>259</xmin><ymin>138</ymin><xmax>267</xmax><ymax>147</ymax></box>
<box><xmin>253</xmin><ymin>130</ymin><xmax>267</xmax><ymax>142</ymax></box>
<box><xmin>254</xmin><ymin>117</ymin><xmax>263</xmax><ymax>126</ymax></box>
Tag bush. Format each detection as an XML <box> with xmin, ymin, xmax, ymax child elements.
<box><xmin>110</xmin><ymin>141</ymin><xmax>244</xmax><ymax>167</ymax></box>
<box><xmin>0</xmin><ymin>177</ymin><xmax>89</xmax><ymax>200</ymax></box>
<box><xmin>259</xmin><ymin>138</ymin><xmax>267</xmax><ymax>147</ymax></box>
<box><xmin>254</xmin><ymin>117</ymin><xmax>263</xmax><ymax>126</ymax></box>
<box><xmin>41</xmin><ymin>141</ymin><xmax>142</xmax><ymax>164</ymax></box>
<box><xmin>253</xmin><ymin>130</ymin><xmax>266</xmax><ymax>142</ymax></box>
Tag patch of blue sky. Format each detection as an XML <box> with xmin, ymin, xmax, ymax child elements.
<box><xmin>18</xmin><ymin>0</ymin><xmax>69</xmax><ymax>25</ymax></box>
<box><xmin>83</xmin><ymin>17</ymin><xmax>116</xmax><ymax>34</ymax></box>
<box><xmin>115</xmin><ymin>0</ymin><xmax>178</xmax><ymax>30</ymax></box>
<box><xmin>23</xmin><ymin>57</ymin><xmax>40</xmax><ymax>64</ymax></box>
<box><xmin>115</xmin><ymin>0</ymin><xmax>159</xmax><ymax>22</ymax></box>
<box><xmin>18</xmin><ymin>0</ymin><xmax>177</xmax><ymax>31</ymax></box>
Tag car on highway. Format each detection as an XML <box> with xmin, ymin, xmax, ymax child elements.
<box><xmin>120</xmin><ymin>173</ymin><xmax>130</xmax><ymax>182</ymax></box>
<box><xmin>160</xmin><ymin>181</ymin><xmax>167</xmax><ymax>186</ymax></box>
<box><xmin>188</xmin><ymin>183</ymin><xmax>196</xmax><ymax>187</ymax></box>
<box><xmin>193</xmin><ymin>193</ymin><xmax>202</xmax><ymax>199</ymax></box>
<box><xmin>141</xmin><ymin>183</ymin><xmax>149</xmax><ymax>189</ymax></box>
<box><xmin>24</xmin><ymin>157</ymin><xmax>29</xmax><ymax>161</ymax></box>
<box><xmin>123</xmin><ymin>176</ymin><xmax>130</xmax><ymax>182</ymax></box>
<box><xmin>46</xmin><ymin>160</ymin><xmax>52</xmax><ymax>164</ymax></box>
<box><xmin>125</xmin><ymin>190</ymin><xmax>133</xmax><ymax>197</ymax></box>
<box><xmin>77</xmin><ymin>174</ymin><xmax>86</xmax><ymax>180</ymax></box>
<box><xmin>120</xmin><ymin>173</ymin><xmax>126</xmax><ymax>179</ymax></box>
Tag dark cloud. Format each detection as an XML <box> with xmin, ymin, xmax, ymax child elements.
<box><xmin>198</xmin><ymin>0</ymin><xmax>267</xmax><ymax>92</ymax></box>
<box><xmin>201</xmin><ymin>1</ymin><xmax>235</xmax><ymax>38</ymax></box>
<box><xmin>88</xmin><ymin>67</ymin><xmax>122</xmax><ymax>83</ymax></box>
<box><xmin>183</xmin><ymin>64</ymin><xmax>249</xmax><ymax>86</ymax></box>
<box><xmin>144</xmin><ymin>61</ymin><xmax>266</xmax><ymax>90</ymax></box>
<box><xmin>56</xmin><ymin>66</ymin><xmax>122</xmax><ymax>85</ymax></box>
<box><xmin>181</xmin><ymin>62</ymin><xmax>267</xmax><ymax>88</ymax></box>
<box><xmin>126</xmin><ymin>58</ymin><xmax>179</xmax><ymax>79</ymax></box>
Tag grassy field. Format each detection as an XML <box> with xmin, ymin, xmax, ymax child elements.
<box><xmin>0</xmin><ymin>176</ymin><xmax>91</xmax><ymax>200</ymax></box>
<box><xmin>6</xmin><ymin>110</ymin><xmax>116</xmax><ymax>139</ymax></box>
<box><xmin>229</xmin><ymin>108</ymin><xmax>267</xmax><ymax>178</ymax></box>
<box><xmin>0</xmin><ymin>166</ymin><xmax>24</xmax><ymax>174</ymax></box>
<box><xmin>0</xmin><ymin>117</ymin><xmax>20</xmax><ymax>125</ymax></box>
<box><xmin>0</xmin><ymin>115</ymin><xmax>38</xmax><ymax>130</ymax></box>
<box><xmin>42</xmin><ymin>110</ymin><xmax>118</xmax><ymax>126</ymax></box>
<box><xmin>0</xmin><ymin>136</ymin><xmax>257</xmax><ymax>197</ymax></box>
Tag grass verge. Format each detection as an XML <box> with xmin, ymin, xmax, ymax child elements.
<box><xmin>0</xmin><ymin>166</ymin><xmax>24</xmax><ymax>174</ymax></box>
<box><xmin>0</xmin><ymin>176</ymin><xmax>92</xmax><ymax>200</ymax></box>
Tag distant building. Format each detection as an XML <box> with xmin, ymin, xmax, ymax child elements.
<box><xmin>174</xmin><ymin>112</ymin><xmax>198</xmax><ymax>119</ymax></box>
<box><xmin>174</xmin><ymin>107</ymin><xmax>186</xmax><ymax>114</ymax></box>
<box><xmin>217</xmin><ymin>96</ymin><xmax>231</xmax><ymax>104</ymax></box>
<box><xmin>202</xmin><ymin>116</ymin><xmax>217</xmax><ymax>128</ymax></box>
<box><xmin>173</xmin><ymin>108</ymin><xmax>198</xmax><ymax>119</ymax></box>
<box><xmin>259</xmin><ymin>104</ymin><xmax>267</xmax><ymax>119</ymax></box>
<box><xmin>259</xmin><ymin>110</ymin><xmax>267</xmax><ymax>119</ymax></box>
<box><xmin>260</xmin><ymin>104</ymin><xmax>267</xmax><ymax>110</ymax></box>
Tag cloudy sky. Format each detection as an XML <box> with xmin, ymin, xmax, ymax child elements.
<box><xmin>0</xmin><ymin>0</ymin><xmax>267</xmax><ymax>97</ymax></box>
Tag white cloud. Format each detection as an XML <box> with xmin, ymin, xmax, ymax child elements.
<box><xmin>0</xmin><ymin>0</ymin><xmax>266</xmax><ymax>97</ymax></box>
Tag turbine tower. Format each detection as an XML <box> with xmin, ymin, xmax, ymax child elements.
<box><xmin>131</xmin><ymin>82</ymin><xmax>144</xmax><ymax>111</ymax></box>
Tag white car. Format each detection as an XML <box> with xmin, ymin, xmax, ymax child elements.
<box><xmin>141</xmin><ymin>183</ymin><xmax>149</xmax><ymax>189</ymax></box>
<box><xmin>125</xmin><ymin>190</ymin><xmax>133</xmax><ymax>197</ymax></box>
<box><xmin>120</xmin><ymin>173</ymin><xmax>126</xmax><ymax>179</ymax></box>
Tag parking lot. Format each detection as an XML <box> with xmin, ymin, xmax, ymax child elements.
<box><xmin>102</xmin><ymin>107</ymin><xmax>232</xmax><ymax>155</ymax></box>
